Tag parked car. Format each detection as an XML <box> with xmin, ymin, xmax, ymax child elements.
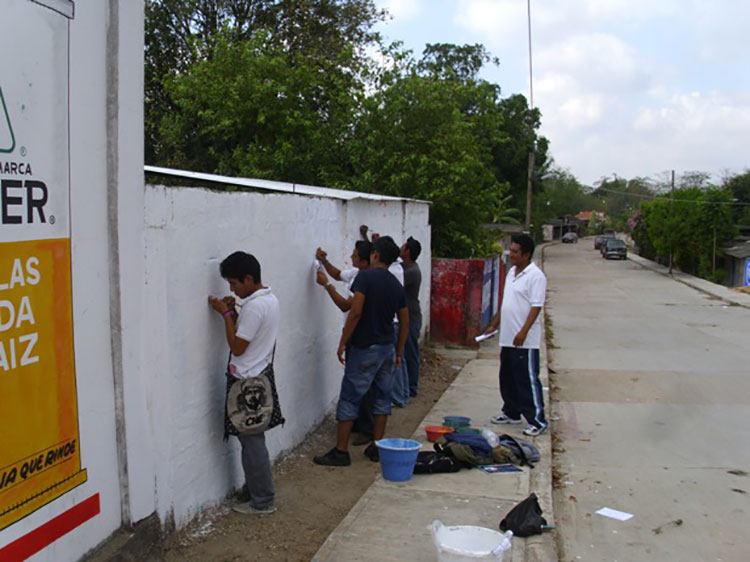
<box><xmin>603</xmin><ymin>239</ymin><xmax>627</xmax><ymax>260</ymax></box>
<box><xmin>600</xmin><ymin>236</ymin><xmax>618</xmax><ymax>256</ymax></box>
<box><xmin>594</xmin><ymin>232</ymin><xmax>615</xmax><ymax>249</ymax></box>
<box><xmin>562</xmin><ymin>232</ymin><xmax>578</xmax><ymax>243</ymax></box>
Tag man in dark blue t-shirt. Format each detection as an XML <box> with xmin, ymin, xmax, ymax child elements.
<box><xmin>314</xmin><ymin>236</ymin><xmax>408</xmax><ymax>466</ymax></box>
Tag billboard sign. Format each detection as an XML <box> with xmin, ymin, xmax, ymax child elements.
<box><xmin>0</xmin><ymin>0</ymin><xmax>86</xmax><ymax>531</ymax></box>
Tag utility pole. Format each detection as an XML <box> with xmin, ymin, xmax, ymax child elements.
<box><xmin>713</xmin><ymin>226</ymin><xmax>717</xmax><ymax>276</ymax></box>
<box><xmin>524</xmin><ymin>0</ymin><xmax>535</xmax><ymax>232</ymax></box>
<box><xmin>669</xmin><ymin>170</ymin><xmax>674</xmax><ymax>275</ymax></box>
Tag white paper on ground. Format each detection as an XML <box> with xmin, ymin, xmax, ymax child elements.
<box><xmin>474</xmin><ymin>330</ymin><xmax>498</xmax><ymax>342</ymax></box>
<box><xmin>595</xmin><ymin>507</ymin><xmax>633</xmax><ymax>521</ymax></box>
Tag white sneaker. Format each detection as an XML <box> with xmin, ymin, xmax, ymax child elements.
<box><xmin>490</xmin><ymin>413</ymin><xmax>523</xmax><ymax>425</ymax></box>
<box><xmin>522</xmin><ymin>425</ymin><xmax>547</xmax><ymax>437</ymax></box>
<box><xmin>232</xmin><ymin>503</ymin><xmax>277</xmax><ymax>515</ymax></box>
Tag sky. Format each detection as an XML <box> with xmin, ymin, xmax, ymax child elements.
<box><xmin>374</xmin><ymin>0</ymin><xmax>750</xmax><ymax>187</ymax></box>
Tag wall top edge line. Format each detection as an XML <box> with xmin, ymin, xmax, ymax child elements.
<box><xmin>29</xmin><ymin>0</ymin><xmax>75</xmax><ymax>19</ymax></box>
<box><xmin>144</xmin><ymin>166</ymin><xmax>432</xmax><ymax>206</ymax></box>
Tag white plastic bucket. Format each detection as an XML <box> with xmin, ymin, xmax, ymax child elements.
<box><xmin>430</xmin><ymin>520</ymin><xmax>513</xmax><ymax>562</ymax></box>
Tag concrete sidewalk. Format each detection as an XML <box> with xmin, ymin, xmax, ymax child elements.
<box><xmin>312</xmin><ymin>341</ymin><xmax>558</xmax><ymax>562</ymax></box>
<box><xmin>628</xmin><ymin>253</ymin><xmax>750</xmax><ymax>309</ymax></box>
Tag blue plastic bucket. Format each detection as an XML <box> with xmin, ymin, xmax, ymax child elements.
<box><xmin>376</xmin><ymin>438</ymin><xmax>422</xmax><ymax>482</ymax></box>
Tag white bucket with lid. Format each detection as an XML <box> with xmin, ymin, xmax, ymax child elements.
<box><xmin>430</xmin><ymin>520</ymin><xmax>513</xmax><ymax>562</ymax></box>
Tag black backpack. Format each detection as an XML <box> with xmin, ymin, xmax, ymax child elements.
<box><xmin>497</xmin><ymin>434</ymin><xmax>540</xmax><ymax>468</ymax></box>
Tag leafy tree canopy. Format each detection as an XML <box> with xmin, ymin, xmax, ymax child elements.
<box><xmin>633</xmin><ymin>184</ymin><xmax>737</xmax><ymax>282</ymax></box>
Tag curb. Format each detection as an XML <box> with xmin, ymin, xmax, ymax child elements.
<box><xmin>533</xmin><ymin>242</ymin><xmax>559</xmax><ymax>562</ymax></box>
<box><xmin>627</xmin><ymin>253</ymin><xmax>750</xmax><ymax>310</ymax></box>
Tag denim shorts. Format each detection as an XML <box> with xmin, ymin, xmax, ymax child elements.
<box><xmin>336</xmin><ymin>343</ymin><xmax>395</xmax><ymax>421</ymax></box>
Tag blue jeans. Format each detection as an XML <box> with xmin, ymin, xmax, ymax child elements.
<box><xmin>404</xmin><ymin>315</ymin><xmax>422</xmax><ymax>396</ymax></box>
<box><xmin>337</xmin><ymin>343</ymin><xmax>395</xmax><ymax>421</ymax></box>
<box><xmin>390</xmin><ymin>323</ymin><xmax>409</xmax><ymax>406</ymax></box>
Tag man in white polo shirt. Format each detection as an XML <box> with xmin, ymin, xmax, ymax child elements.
<box><xmin>208</xmin><ymin>251</ymin><xmax>282</xmax><ymax>515</ymax></box>
<box><xmin>481</xmin><ymin>233</ymin><xmax>548</xmax><ymax>437</ymax></box>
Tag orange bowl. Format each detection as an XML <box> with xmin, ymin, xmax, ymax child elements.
<box><xmin>425</xmin><ymin>425</ymin><xmax>455</xmax><ymax>442</ymax></box>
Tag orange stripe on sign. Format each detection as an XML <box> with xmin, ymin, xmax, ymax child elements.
<box><xmin>0</xmin><ymin>493</ymin><xmax>100</xmax><ymax>562</ymax></box>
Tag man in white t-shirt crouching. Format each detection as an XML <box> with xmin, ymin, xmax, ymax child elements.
<box><xmin>208</xmin><ymin>251</ymin><xmax>281</xmax><ymax>515</ymax></box>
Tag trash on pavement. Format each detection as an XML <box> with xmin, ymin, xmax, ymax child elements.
<box><xmin>476</xmin><ymin>464</ymin><xmax>522</xmax><ymax>474</ymax></box>
<box><xmin>595</xmin><ymin>507</ymin><xmax>633</xmax><ymax>521</ymax></box>
<box><xmin>499</xmin><ymin>493</ymin><xmax>547</xmax><ymax>537</ymax></box>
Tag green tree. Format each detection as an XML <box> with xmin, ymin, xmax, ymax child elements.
<box><xmin>492</xmin><ymin>94</ymin><xmax>549</xmax><ymax>213</ymax></box>
<box><xmin>417</xmin><ymin>43</ymin><xmax>499</xmax><ymax>82</ymax></box>
<box><xmin>638</xmin><ymin>186</ymin><xmax>736</xmax><ymax>280</ymax></box>
<box><xmin>349</xmin><ymin>70</ymin><xmax>506</xmax><ymax>257</ymax></box>
<box><xmin>492</xmin><ymin>193</ymin><xmax>523</xmax><ymax>225</ymax></box>
<box><xmin>160</xmin><ymin>31</ymin><xmax>363</xmax><ymax>185</ymax></box>
<box><xmin>723</xmin><ymin>170</ymin><xmax>750</xmax><ymax>225</ymax></box>
<box><xmin>536</xmin><ymin>168</ymin><xmax>593</xmax><ymax>220</ymax></box>
<box><xmin>345</xmin><ymin>43</ymin><xmax>546</xmax><ymax>257</ymax></box>
<box><xmin>592</xmin><ymin>175</ymin><xmax>654</xmax><ymax>219</ymax></box>
<box><xmin>145</xmin><ymin>0</ymin><xmax>384</xmax><ymax>164</ymax></box>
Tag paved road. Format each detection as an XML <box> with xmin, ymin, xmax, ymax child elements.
<box><xmin>545</xmin><ymin>242</ymin><xmax>750</xmax><ymax>562</ymax></box>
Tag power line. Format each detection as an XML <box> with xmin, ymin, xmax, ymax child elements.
<box><xmin>592</xmin><ymin>186</ymin><xmax>750</xmax><ymax>206</ymax></box>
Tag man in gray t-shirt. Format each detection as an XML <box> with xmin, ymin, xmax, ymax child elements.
<box><xmin>400</xmin><ymin>237</ymin><xmax>422</xmax><ymax>397</ymax></box>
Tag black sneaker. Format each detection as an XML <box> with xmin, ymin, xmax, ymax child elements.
<box><xmin>364</xmin><ymin>442</ymin><xmax>380</xmax><ymax>462</ymax></box>
<box><xmin>314</xmin><ymin>447</ymin><xmax>351</xmax><ymax>466</ymax></box>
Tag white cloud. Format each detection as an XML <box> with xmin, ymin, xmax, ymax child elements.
<box><xmin>380</xmin><ymin>0</ymin><xmax>425</xmax><ymax>22</ymax></box>
<box><xmin>552</xmin><ymin>90</ymin><xmax>750</xmax><ymax>184</ymax></box>
<box><xmin>535</xmin><ymin>73</ymin><xmax>604</xmax><ymax>128</ymax></box>
<box><xmin>455</xmin><ymin>0</ymin><xmax>679</xmax><ymax>52</ymax></box>
<box><xmin>535</xmin><ymin>72</ymin><xmax>576</xmax><ymax>96</ymax></box>
<box><xmin>448</xmin><ymin>0</ymin><xmax>750</xmax><ymax>183</ymax></box>
<box><xmin>634</xmin><ymin>91</ymin><xmax>750</xmax><ymax>134</ymax></box>
<box><xmin>558</xmin><ymin>95</ymin><xmax>604</xmax><ymax>128</ymax></box>
<box><xmin>536</xmin><ymin>33</ymin><xmax>648</xmax><ymax>93</ymax></box>
<box><xmin>582</xmin><ymin>0</ymin><xmax>678</xmax><ymax>21</ymax></box>
<box><xmin>454</xmin><ymin>0</ymin><xmax>527</xmax><ymax>49</ymax></box>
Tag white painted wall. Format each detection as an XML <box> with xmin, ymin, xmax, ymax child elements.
<box><xmin>140</xmin><ymin>185</ymin><xmax>431</xmax><ymax>527</ymax></box>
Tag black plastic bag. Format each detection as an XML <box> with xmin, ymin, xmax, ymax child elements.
<box><xmin>413</xmin><ymin>451</ymin><xmax>463</xmax><ymax>474</ymax></box>
<box><xmin>499</xmin><ymin>493</ymin><xmax>547</xmax><ymax>537</ymax></box>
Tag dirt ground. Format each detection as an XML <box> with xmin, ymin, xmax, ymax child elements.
<box><xmin>147</xmin><ymin>346</ymin><xmax>467</xmax><ymax>562</ymax></box>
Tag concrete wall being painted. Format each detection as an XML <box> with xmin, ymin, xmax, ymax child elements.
<box><xmin>139</xmin><ymin>184</ymin><xmax>431</xmax><ymax>527</ymax></box>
